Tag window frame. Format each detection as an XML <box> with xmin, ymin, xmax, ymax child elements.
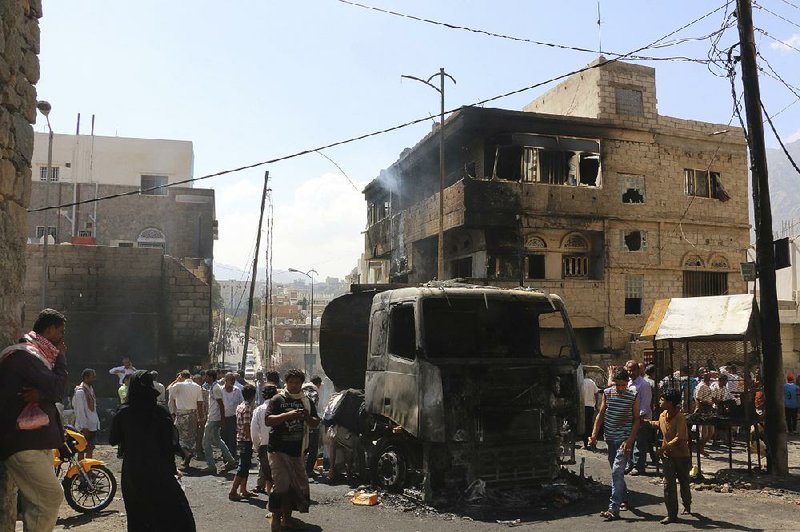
<box><xmin>140</xmin><ymin>175</ymin><xmax>169</xmax><ymax>196</ymax></box>
<box><xmin>624</xmin><ymin>274</ymin><xmax>644</xmax><ymax>316</ymax></box>
<box><xmin>387</xmin><ymin>304</ymin><xmax>416</xmax><ymax>361</ymax></box>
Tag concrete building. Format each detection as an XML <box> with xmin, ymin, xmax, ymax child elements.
<box><xmin>219</xmin><ymin>279</ymin><xmax>265</xmax><ymax>313</ymax></box>
<box><xmin>27</xmin><ymin>132</ymin><xmax>216</xmax><ymax>259</ymax></box>
<box><xmin>361</xmin><ymin>58</ymin><xmax>750</xmax><ymax>357</ymax></box>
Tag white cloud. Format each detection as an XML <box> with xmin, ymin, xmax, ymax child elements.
<box><xmin>214</xmin><ymin>173</ymin><xmax>366</xmax><ymax>280</ymax></box>
<box><xmin>788</xmin><ymin>129</ymin><xmax>800</xmax><ymax>143</ymax></box>
<box><xmin>769</xmin><ymin>33</ymin><xmax>800</xmax><ymax>52</ymax></box>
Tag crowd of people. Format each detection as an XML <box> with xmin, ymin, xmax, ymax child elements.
<box><xmin>585</xmin><ymin>358</ymin><xmax>799</xmax><ymax>525</ymax></box>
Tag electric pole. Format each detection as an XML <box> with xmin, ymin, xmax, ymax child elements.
<box><xmin>242</xmin><ymin>170</ymin><xmax>269</xmax><ymax>372</ymax></box>
<box><xmin>736</xmin><ymin>0</ymin><xmax>788</xmax><ymax>474</ymax></box>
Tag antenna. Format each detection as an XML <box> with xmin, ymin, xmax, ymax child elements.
<box><xmin>597</xmin><ymin>1</ymin><xmax>603</xmax><ymax>54</ymax></box>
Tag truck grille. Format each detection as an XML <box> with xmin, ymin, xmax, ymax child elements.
<box><xmin>475</xmin><ymin>444</ymin><xmax>559</xmax><ymax>484</ymax></box>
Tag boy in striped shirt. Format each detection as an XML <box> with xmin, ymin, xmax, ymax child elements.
<box><xmin>589</xmin><ymin>367</ymin><xmax>641</xmax><ymax>521</ymax></box>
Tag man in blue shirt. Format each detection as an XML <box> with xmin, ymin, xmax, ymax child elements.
<box><xmin>785</xmin><ymin>374</ymin><xmax>798</xmax><ymax>434</ymax></box>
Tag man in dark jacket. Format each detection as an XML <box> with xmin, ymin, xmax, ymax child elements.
<box><xmin>0</xmin><ymin>309</ymin><xmax>68</xmax><ymax>531</ymax></box>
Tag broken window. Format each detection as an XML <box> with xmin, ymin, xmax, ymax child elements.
<box><xmin>494</xmin><ymin>145</ymin><xmax>523</xmax><ymax>181</ymax></box>
<box><xmin>487</xmin><ymin>255</ymin><xmax>520</xmax><ymax>280</ymax></box>
<box><xmin>489</xmin><ymin>134</ymin><xmax>601</xmax><ymax>187</ymax></box>
<box><xmin>622</xmin><ymin>230</ymin><xmax>647</xmax><ymax>252</ymax></box>
<box><xmin>683</xmin><ymin>271</ymin><xmax>728</xmax><ymax>297</ymax></box>
<box><xmin>388</xmin><ymin>305</ymin><xmax>416</xmax><ymax>360</ymax></box>
<box><xmin>620</xmin><ymin>175</ymin><xmax>645</xmax><ymax>203</ymax></box>
<box><xmin>367</xmin><ymin>199</ymin><xmax>390</xmax><ymax>226</ymax></box>
<box><xmin>685</xmin><ymin>169</ymin><xmax>729</xmax><ymax>201</ymax></box>
<box><xmin>526</xmin><ymin>254</ymin><xmax>545</xmax><ymax>279</ymax></box>
<box><xmin>624</xmin><ymin>275</ymin><xmax>644</xmax><ymax>315</ymax></box>
<box><xmin>616</xmin><ymin>88</ymin><xmax>644</xmax><ymax>116</ymax></box>
<box><xmin>450</xmin><ymin>257</ymin><xmax>473</xmax><ymax>278</ymax></box>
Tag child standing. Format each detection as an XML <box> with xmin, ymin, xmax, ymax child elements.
<box><xmin>648</xmin><ymin>388</ymin><xmax>692</xmax><ymax>524</ymax></box>
<box><xmin>229</xmin><ymin>384</ymin><xmax>257</xmax><ymax>500</ymax></box>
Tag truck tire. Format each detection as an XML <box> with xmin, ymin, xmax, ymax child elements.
<box><xmin>371</xmin><ymin>441</ymin><xmax>407</xmax><ymax>493</ymax></box>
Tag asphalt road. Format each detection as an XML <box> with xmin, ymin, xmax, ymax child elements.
<box><xmin>47</xmin><ymin>436</ymin><xmax>800</xmax><ymax>531</ymax></box>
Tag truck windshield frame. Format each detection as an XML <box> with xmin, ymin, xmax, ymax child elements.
<box><xmin>420</xmin><ymin>296</ymin><xmax>576</xmax><ymax>360</ymax></box>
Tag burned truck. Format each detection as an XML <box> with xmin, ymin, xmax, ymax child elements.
<box><xmin>319</xmin><ymin>283</ymin><xmax>583</xmax><ymax>496</ymax></box>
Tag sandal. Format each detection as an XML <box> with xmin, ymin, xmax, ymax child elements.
<box><xmin>620</xmin><ymin>502</ymin><xmax>630</xmax><ymax>511</ymax></box>
<box><xmin>600</xmin><ymin>510</ymin><xmax>619</xmax><ymax>521</ymax></box>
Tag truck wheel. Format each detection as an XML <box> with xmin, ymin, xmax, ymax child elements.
<box><xmin>371</xmin><ymin>442</ymin><xmax>407</xmax><ymax>493</ymax></box>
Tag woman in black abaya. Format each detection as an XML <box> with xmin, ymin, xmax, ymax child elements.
<box><xmin>110</xmin><ymin>370</ymin><xmax>195</xmax><ymax>531</ymax></box>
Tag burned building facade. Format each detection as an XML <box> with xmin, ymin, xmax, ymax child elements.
<box><xmin>361</xmin><ymin>59</ymin><xmax>749</xmax><ymax>355</ymax></box>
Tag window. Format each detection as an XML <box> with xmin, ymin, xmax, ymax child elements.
<box><xmin>683</xmin><ymin>272</ymin><xmax>728</xmax><ymax>297</ymax></box>
<box><xmin>492</xmin><ymin>134</ymin><xmax>601</xmax><ymax>186</ymax></box>
<box><xmin>685</xmin><ymin>169</ymin><xmax>729</xmax><ymax>200</ymax></box>
<box><xmin>620</xmin><ymin>175</ymin><xmax>645</xmax><ymax>203</ymax></box>
<box><xmin>35</xmin><ymin>226</ymin><xmax>56</xmax><ymax>239</ymax></box>
<box><xmin>39</xmin><ymin>166</ymin><xmax>60</xmax><ymax>182</ymax></box>
<box><xmin>562</xmin><ymin>255</ymin><xmax>588</xmax><ymax>278</ymax></box>
<box><xmin>684</xmin><ymin>255</ymin><xmax>705</xmax><ymax>268</ymax></box>
<box><xmin>616</xmin><ymin>88</ymin><xmax>644</xmax><ymax>116</ymax></box>
<box><xmin>140</xmin><ymin>175</ymin><xmax>168</xmax><ymax>196</ymax></box>
<box><xmin>137</xmin><ymin>228</ymin><xmax>166</xmax><ymax>250</ymax></box>
<box><xmin>488</xmin><ymin>256</ymin><xmax>520</xmax><ymax>280</ymax></box>
<box><xmin>367</xmin><ymin>200</ymin><xmax>389</xmax><ymax>226</ymax></box>
<box><xmin>450</xmin><ymin>257</ymin><xmax>473</xmax><ymax>278</ymax></box>
<box><xmin>625</xmin><ymin>275</ymin><xmax>644</xmax><ymax>315</ymax></box>
<box><xmin>388</xmin><ymin>305</ymin><xmax>415</xmax><ymax>360</ymax></box>
<box><xmin>78</xmin><ymin>230</ymin><xmax>92</xmax><ymax>237</ymax></box>
<box><xmin>622</xmin><ymin>230</ymin><xmax>647</xmax><ymax>252</ymax></box>
<box><xmin>526</xmin><ymin>254</ymin><xmax>545</xmax><ymax>279</ymax></box>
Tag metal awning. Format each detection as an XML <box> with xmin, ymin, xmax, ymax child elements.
<box><xmin>640</xmin><ymin>294</ymin><xmax>759</xmax><ymax>342</ymax></box>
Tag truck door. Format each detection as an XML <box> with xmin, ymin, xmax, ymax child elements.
<box><xmin>382</xmin><ymin>303</ymin><xmax>420</xmax><ymax>436</ymax></box>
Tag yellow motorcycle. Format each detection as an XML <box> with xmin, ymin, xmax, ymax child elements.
<box><xmin>53</xmin><ymin>426</ymin><xmax>117</xmax><ymax>513</ymax></box>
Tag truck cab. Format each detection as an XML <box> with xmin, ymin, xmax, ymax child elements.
<box><xmin>320</xmin><ymin>284</ymin><xmax>583</xmax><ymax>496</ymax></box>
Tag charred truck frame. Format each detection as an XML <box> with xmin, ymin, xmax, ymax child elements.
<box><xmin>320</xmin><ymin>284</ymin><xmax>583</xmax><ymax>497</ymax></box>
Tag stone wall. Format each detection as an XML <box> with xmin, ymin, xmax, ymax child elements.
<box><xmin>23</xmin><ymin>245</ymin><xmax>211</xmax><ymax>398</ymax></box>
<box><xmin>0</xmin><ymin>0</ymin><xmax>39</xmax><ymax>348</ymax></box>
<box><xmin>0</xmin><ymin>1</ymin><xmax>41</xmax><ymax>527</ymax></box>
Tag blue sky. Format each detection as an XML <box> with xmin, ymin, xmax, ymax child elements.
<box><xmin>36</xmin><ymin>1</ymin><xmax>800</xmax><ymax>279</ymax></box>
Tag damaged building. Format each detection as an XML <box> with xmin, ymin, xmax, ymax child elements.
<box><xmin>360</xmin><ymin>58</ymin><xmax>749</xmax><ymax>357</ymax></box>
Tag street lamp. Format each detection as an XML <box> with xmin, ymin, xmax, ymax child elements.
<box><xmin>37</xmin><ymin>100</ymin><xmax>53</xmax><ymax>309</ymax></box>
<box><xmin>401</xmin><ymin>68</ymin><xmax>456</xmax><ymax>280</ymax></box>
<box><xmin>288</xmin><ymin>268</ymin><xmax>318</xmax><ymax>360</ymax></box>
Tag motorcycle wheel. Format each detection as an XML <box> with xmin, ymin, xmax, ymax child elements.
<box><xmin>63</xmin><ymin>464</ymin><xmax>117</xmax><ymax>514</ymax></box>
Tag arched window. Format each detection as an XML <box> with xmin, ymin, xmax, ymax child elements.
<box><xmin>561</xmin><ymin>233</ymin><xmax>589</xmax><ymax>278</ymax></box>
<box><xmin>525</xmin><ymin>235</ymin><xmax>547</xmax><ymax>249</ymax></box>
<box><xmin>709</xmin><ymin>255</ymin><xmax>729</xmax><ymax>269</ymax></box>
<box><xmin>137</xmin><ymin>227</ymin><xmax>166</xmax><ymax>251</ymax></box>
<box><xmin>683</xmin><ymin>255</ymin><xmax>705</xmax><ymax>268</ymax></box>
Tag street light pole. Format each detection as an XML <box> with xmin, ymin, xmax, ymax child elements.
<box><xmin>402</xmin><ymin>68</ymin><xmax>456</xmax><ymax>281</ymax></box>
<box><xmin>37</xmin><ymin>101</ymin><xmax>53</xmax><ymax>309</ymax></box>
<box><xmin>289</xmin><ymin>268</ymin><xmax>318</xmax><ymax>360</ymax></box>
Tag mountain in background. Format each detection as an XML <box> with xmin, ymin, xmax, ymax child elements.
<box><xmin>768</xmin><ymin>138</ymin><xmax>800</xmax><ymax>236</ymax></box>
<box><xmin>213</xmin><ymin>263</ymin><xmax>311</xmax><ymax>284</ymax></box>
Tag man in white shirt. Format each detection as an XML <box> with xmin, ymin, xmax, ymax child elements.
<box><xmin>151</xmin><ymin>371</ymin><xmax>166</xmax><ymax>407</ymax></box>
<box><xmin>168</xmin><ymin>370</ymin><xmax>205</xmax><ymax>468</ymax></box>
<box><xmin>251</xmin><ymin>382</ymin><xmax>278</xmax><ymax>494</ymax></box>
<box><xmin>73</xmin><ymin>368</ymin><xmax>100</xmax><ymax>460</ymax></box>
<box><xmin>222</xmin><ymin>372</ymin><xmax>244</xmax><ymax>458</ymax></box>
<box><xmin>201</xmin><ymin>369</ymin><xmax>236</xmax><ymax>475</ymax></box>
<box><xmin>109</xmin><ymin>357</ymin><xmax>136</xmax><ymax>385</ymax></box>
<box><xmin>694</xmin><ymin>372</ymin><xmax>715</xmax><ymax>456</ymax></box>
<box><xmin>582</xmin><ymin>376</ymin><xmax>599</xmax><ymax>450</ymax></box>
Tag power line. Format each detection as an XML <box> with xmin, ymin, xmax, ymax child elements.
<box><xmin>753</xmin><ymin>1</ymin><xmax>800</xmax><ymax>30</ymax></box>
<box><xmin>315</xmin><ymin>150</ymin><xmax>360</xmax><ymax>192</ymax></box>
<box><xmin>761</xmin><ymin>100</ymin><xmax>800</xmax><ymax>177</ymax></box>
<box><xmin>780</xmin><ymin>0</ymin><xmax>800</xmax><ymax>10</ymax></box>
<box><xmin>754</xmin><ymin>26</ymin><xmax>800</xmax><ymax>53</ymax></box>
<box><xmin>337</xmin><ymin>0</ymin><xmax>719</xmax><ymax>63</ymax></box>
<box><xmin>28</xmin><ymin>4</ymin><xmax>732</xmax><ymax>215</ymax></box>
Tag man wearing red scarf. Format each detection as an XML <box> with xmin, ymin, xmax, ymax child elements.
<box><xmin>0</xmin><ymin>309</ymin><xmax>68</xmax><ymax>531</ymax></box>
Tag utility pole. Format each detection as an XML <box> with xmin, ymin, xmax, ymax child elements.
<box><xmin>736</xmin><ymin>0</ymin><xmax>788</xmax><ymax>475</ymax></box>
<box><xmin>242</xmin><ymin>170</ymin><xmax>269</xmax><ymax>372</ymax></box>
<box><xmin>401</xmin><ymin>68</ymin><xmax>456</xmax><ymax>280</ymax></box>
